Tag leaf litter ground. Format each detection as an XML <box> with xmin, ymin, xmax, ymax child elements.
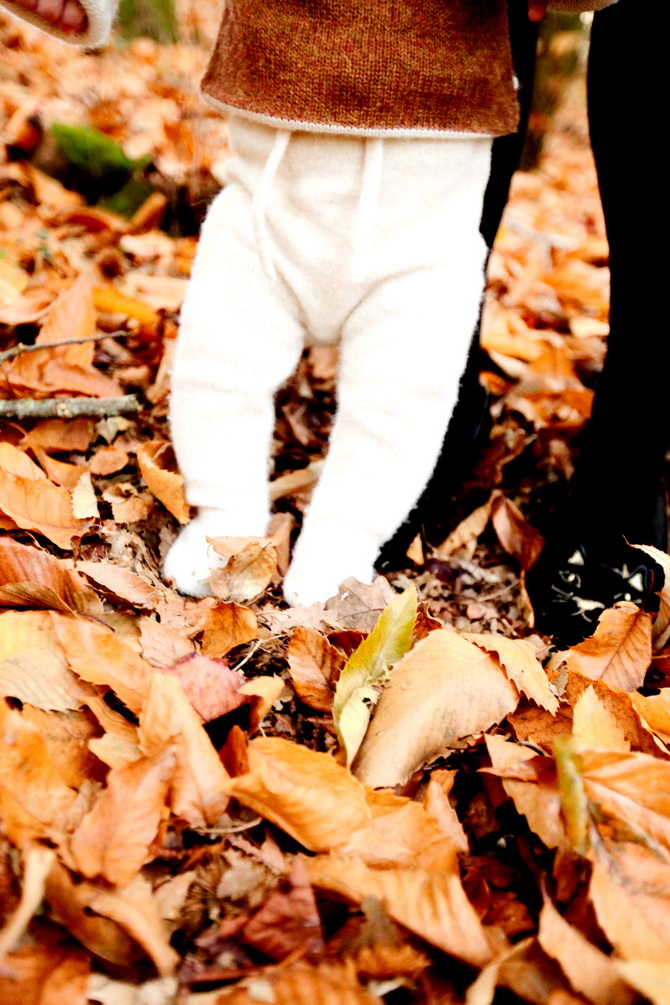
<box><xmin>1</xmin><ymin>8</ymin><xmax>670</xmax><ymax>1005</ymax></box>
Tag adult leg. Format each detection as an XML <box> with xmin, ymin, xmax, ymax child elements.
<box><xmin>528</xmin><ymin>0</ymin><xmax>668</xmax><ymax>643</ymax></box>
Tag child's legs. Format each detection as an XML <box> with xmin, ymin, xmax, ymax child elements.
<box><xmin>165</xmin><ymin>183</ymin><xmax>304</xmax><ymax>594</ymax></box>
<box><xmin>284</xmin><ymin>242</ymin><xmax>488</xmax><ymax>604</ymax></box>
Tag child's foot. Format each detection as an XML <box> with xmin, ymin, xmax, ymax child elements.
<box><xmin>163</xmin><ymin>509</ymin><xmax>268</xmax><ymax>597</ymax></box>
<box><xmin>7</xmin><ymin>0</ymin><xmax>87</xmax><ymax>33</ymax></box>
<box><xmin>283</xmin><ymin>518</ymin><xmax>377</xmax><ymax>607</ymax></box>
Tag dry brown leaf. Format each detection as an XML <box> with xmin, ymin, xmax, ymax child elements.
<box><xmin>0</xmin><ymin>701</ymin><xmax>77</xmax><ymax>846</ymax></box>
<box><xmin>307</xmin><ymin>854</ymin><xmax>491</xmax><ymax>967</ymax></box>
<box><xmin>354</xmin><ymin>629</ymin><xmax>520</xmax><ymax>787</ymax></box>
<box><xmin>435</xmin><ymin>492</ymin><xmax>497</xmax><ymax>558</ymax></box>
<box><xmin>209</xmin><ymin>537</ymin><xmax>277</xmax><ymax>604</ymax></box>
<box><xmin>0</xmin><ymin>610</ymin><xmax>97</xmax><ymax>711</ymax></box>
<box><xmin>423</xmin><ymin>770</ymin><xmax>469</xmax><ymax>852</ymax></box>
<box><xmin>237</xmin><ymin>676</ymin><xmax>285</xmax><ymax>728</ymax></box>
<box><xmin>589</xmin><ymin>840</ymin><xmax>670</xmax><ymax>963</ymax></box>
<box><xmin>166</xmin><ymin>652</ymin><xmax>249</xmax><ymax>722</ymax></box>
<box><xmin>216</xmin><ymin>960</ymin><xmax>382</xmax><ymax>1005</ymax></box>
<box><xmin>225</xmin><ymin>737</ymin><xmax>372</xmax><ymax>851</ymax></box>
<box><xmin>70</xmin><ymin>745</ymin><xmax>175</xmax><ymax>886</ymax></box>
<box><xmin>0</xmin><ymin>442</ymin><xmax>46</xmax><ymax>481</ymax></box>
<box><xmin>138</xmin><ymin>617</ymin><xmax>194</xmax><ymax>668</ymax></box>
<box><xmin>74</xmin><ymin>561</ymin><xmax>160</xmax><ymax>610</ymax></box>
<box><xmin>136</xmin><ymin>441</ymin><xmax>190</xmax><ymax>524</ymax></box>
<box><xmin>51</xmin><ymin>613</ymin><xmax>154</xmax><ymax>715</ymax></box>
<box><xmin>240</xmin><ymin>858</ymin><xmax>324</xmax><ymax>961</ymax></box>
<box><xmin>462</xmin><ymin>633</ymin><xmax>559</xmax><ymax>713</ymax></box>
<box><xmin>630</xmin><ymin>688</ymin><xmax>670</xmax><ymax>746</ymax></box>
<box><xmin>89</xmin><ymin>445</ymin><xmax>130</xmax><ymax>476</ymax></box>
<box><xmin>19</xmin><ymin>418</ymin><xmax>94</xmax><ymax>455</ymax></box>
<box><xmin>0</xmin><ymin>942</ymin><xmax>90</xmax><ymax>1005</ymax></box>
<box><xmin>138</xmin><ymin>672</ymin><xmax>230</xmax><ymax>826</ymax></box>
<box><xmin>0</xmin><ymin>471</ymin><xmax>90</xmax><ymax>550</ymax></box>
<box><xmin>537</xmin><ymin>893</ymin><xmax>635</xmax><ymax>1005</ymax></box>
<box><xmin>102</xmin><ymin>483</ymin><xmax>152</xmax><ymax>523</ymax></box>
<box><xmin>201</xmin><ymin>601</ymin><xmax>258</xmax><ymax>658</ymax></box>
<box><xmin>491</xmin><ymin>495</ymin><xmax>544</xmax><ymax>570</ymax></box>
<box><xmin>572</xmin><ymin>685</ymin><xmax>630</xmax><ymax>752</ymax></box>
<box><xmin>286</xmin><ymin>626</ymin><xmax>344</xmax><ymax>712</ymax></box>
<box><xmin>485</xmin><ymin>734</ymin><xmax>568</xmax><ymax>852</ymax></box>
<box><xmin>0</xmin><ymin>844</ymin><xmax>55</xmax><ymax>959</ymax></box>
<box><xmin>0</xmin><ymin>539</ymin><xmax>99</xmax><ymax>614</ymax></box>
<box><xmin>20</xmin><ymin>704</ymin><xmax>104</xmax><ymax>790</ymax></box>
<box><xmin>562</xmin><ymin>602</ymin><xmax>653</xmax><ymax>691</ymax></box>
<box><xmin>89</xmin><ymin>876</ymin><xmax>181</xmax><ymax>977</ymax></box>
<box><xmin>633</xmin><ymin>543</ymin><xmax>670</xmax><ymax>648</ymax></box>
<box><xmin>563</xmin><ymin>668</ymin><xmax>661</xmax><ymax>756</ymax></box>
<box><xmin>33</xmin><ymin>449</ymin><xmax>87</xmax><ymax>491</ymax></box>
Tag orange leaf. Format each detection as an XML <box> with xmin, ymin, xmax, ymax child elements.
<box><xmin>0</xmin><ymin>538</ymin><xmax>99</xmax><ymax>614</ymax></box>
<box><xmin>201</xmin><ymin>601</ymin><xmax>258</xmax><ymax>657</ymax></box>
<box><xmin>0</xmin><ymin>471</ymin><xmax>90</xmax><ymax>550</ymax></box>
<box><xmin>70</xmin><ymin>745</ymin><xmax>176</xmax><ymax>886</ymax></box>
<box><xmin>562</xmin><ymin>602</ymin><xmax>653</xmax><ymax>691</ymax></box>
<box><xmin>136</xmin><ymin>441</ymin><xmax>190</xmax><ymax>524</ymax></box>
<box><xmin>286</xmin><ymin>626</ymin><xmax>344</xmax><ymax>712</ymax></box>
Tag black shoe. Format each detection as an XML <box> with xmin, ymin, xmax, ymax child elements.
<box><xmin>527</xmin><ymin>538</ymin><xmax>665</xmax><ymax>648</ymax></box>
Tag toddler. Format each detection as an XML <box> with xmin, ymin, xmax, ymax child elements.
<box><xmin>0</xmin><ymin>0</ymin><xmax>612</xmax><ymax>606</ymax></box>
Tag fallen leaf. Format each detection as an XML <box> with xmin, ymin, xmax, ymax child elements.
<box><xmin>572</xmin><ymin>684</ymin><xmax>630</xmax><ymax>752</ymax></box>
<box><xmin>491</xmin><ymin>494</ymin><xmax>544</xmax><ymax>570</ymax></box>
<box><xmin>462</xmin><ymin>633</ymin><xmax>559</xmax><ymax>713</ymax></box>
<box><xmin>237</xmin><ymin>676</ymin><xmax>285</xmax><ymax>728</ymax></box>
<box><xmin>0</xmin><ymin>471</ymin><xmax>90</xmax><ymax>550</ymax></box>
<box><xmin>287</xmin><ymin>626</ymin><xmax>345</xmax><ymax>712</ymax></box>
<box><xmin>0</xmin><ymin>610</ymin><xmax>96</xmax><ymax>711</ymax></box>
<box><xmin>333</xmin><ymin>586</ymin><xmax>417</xmax><ymax>767</ymax></box>
<box><xmin>240</xmin><ymin>858</ymin><xmax>324</xmax><ymax>961</ymax></box>
<box><xmin>201</xmin><ymin>601</ymin><xmax>258</xmax><ymax>658</ymax></box>
<box><xmin>165</xmin><ymin>652</ymin><xmax>248</xmax><ymax>722</ymax></box>
<box><xmin>70</xmin><ymin>745</ymin><xmax>176</xmax><ymax>886</ymax></box>
<box><xmin>307</xmin><ymin>854</ymin><xmax>490</xmax><ymax>967</ymax></box>
<box><xmin>615</xmin><ymin>959</ymin><xmax>670</xmax><ymax>1005</ymax></box>
<box><xmin>562</xmin><ymin>602</ymin><xmax>653</xmax><ymax>691</ymax></box>
<box><xmin>0</xmin><ymin>845</ymin><xmax>55</xmax><ymax>959</ymax></box>
<box><xmin>225</xmin><ymin>737</ymin><xmax>371</xmax><ymax>851</ymax></box>
<box><xmin>136</xmin><ymin>441</ymin><xmax>190</xmax><ymax>524</ymax></box>
<box><xmin>210</xmin><ymin>538</ymin><xmax>277</xmax><ymax>604</ymax></box>
<box><xmin>138</xmin><ymin>672</ymin><xmax>230</xmax><ymax>826</ymax></box>
<box><xmin>0</xmin><ymin>539</ymin><xmax>99</xmax><ymax>614</ymax></box>
<box><xmin>354</xmin><ymin>630</ymin><xmax>520</xmax><ymax>787</ymax></box>
<box><xmin>435</xmin><ymin>492</ymin><xmax>497</xmax><ymax>558</ymax></box>
<box><xmin>537</xmin><ymin>891</ymin><xmax>635</xmax><ymax>1005</ymax></box>
<box><xmin>74</xmin><ymin>562</ymin><xmax>160</xmax><ymax>610</ymax></box>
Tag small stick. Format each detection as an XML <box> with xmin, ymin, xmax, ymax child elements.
<box><xmin>0</xmin><ymin>394</ymin><xmax>141</xmax><ymax>420</ymax></box>
<box><xmin>0</xmin><ymin>331</ymin><xmax>128</xmax><ymax>367</ymax></box>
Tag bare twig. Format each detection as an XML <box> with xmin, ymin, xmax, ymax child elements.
<box><xmin>0</xmin><ymin>394</ymin><xmax>141</xmax><ymax>420</ymax></box>
<box><xmin>0</xmin><ymin>331</ymin><xmax>128</xmax><ymax>367</ymax></box>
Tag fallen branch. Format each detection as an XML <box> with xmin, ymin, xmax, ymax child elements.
<box><xmin>0</xmin><ymin>331</ymin><xmax>127</xmax><ymax>367</ymax></box>
<box><xmin>0</xmin><ymin>394</ymin><xmax>141</xmax><ymax>419</ymax></box>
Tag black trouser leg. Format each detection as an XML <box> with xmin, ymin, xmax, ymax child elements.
<box><xmin>564</xmin><ymin>0</ymin><xmax>669</xmax><ymax>547</ymax></box>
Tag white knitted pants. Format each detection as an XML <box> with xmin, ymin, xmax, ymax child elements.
<box><xmin>164</xmin><ymin>117</ymin><xmax>492</xmax><ymax>605</ymax></box>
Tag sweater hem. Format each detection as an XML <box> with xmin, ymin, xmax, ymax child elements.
<box><xmin>202</xmin><ymin>94</ymin><xmax>497</xmax><ymax>140</ymax></box>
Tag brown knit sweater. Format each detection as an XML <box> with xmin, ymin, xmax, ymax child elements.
<box><xmin>201</xmin><ymin>0</ymin><xmax>520</xmax><ymax>138</ymax></box>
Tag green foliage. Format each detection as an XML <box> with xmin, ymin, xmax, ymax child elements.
<box><xmin>118</xmin><ymin>0</ymin><xmax>179</xmax><ymax>44</ymax></box>
<box><xmin>334</xmin><ymin>586</ymin><xmax>418</xmax><ymax>767</ymax></box>
<box><xmin>50</xmin><ymin>123</ymin><xmax>150</xmax><ymax>180</ymax></box>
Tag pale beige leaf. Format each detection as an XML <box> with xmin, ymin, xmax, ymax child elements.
<box><xmin>51</xmin><ymin>612</ymin><xmax>154</xmax><ymax>715</ymax></box>
<box><xmin>463</xmin><ymin>632</ymin><xmax>558</xmax><ymax>712</ymax></box>
<box><xmin>226</xmin><ymin>737</ymin><xmax>371</xmax><ymax>851</ymax></box>
<box><xmin>563</xmin><ymin>602</ymin><xmax>652</xmax><ymax>691</ymax></box>
<box><xmin>538</xmin><ymin>893</ymin><xmax>635</xmax><ymax>1005</ymax></box>
<box><xmin>630</xmin><ymin>688</ymin><xmax>670</xmax><ymax>745</ymax></box>
<box><xmin>138</xmin><ymin>672</ymin><xmax>229</xmax><ymax>826</ymax></box>
<box><xmin>423</xmin><ymin>770</ymin><xmax>469</xmax><ymax>852</ymax></box>
<box><xmin>210</xmin><ymin>539</ymin><xmax>277</xmax><ymax>604</ymax></box>
<box><xmin>615</xmin><ymin>959</ymin><xmax>670</xmax><ymax>1005</ymax></box>
<box><xmin>306</xmin><ymin>854</ymin><xmax>491</xmax><ymax>967</ymax></box>
<box><xmin>70</xmin><ymin>745</ymin><xmax>176</xmax><ymax>886</ymax></box>
<box><xmin>0</xmin><ymin>471</ymin><xmax>90</xmax><ymax>550</ymax></box>
<box><xmin>71</xmin><ymin>471</ymin><xmax>99</xmax><ymax>520</ymax></box>
<box><xmin>237</xmin><ymin>676</ymin><xmax>285</xmax><ymax>725</ymax></box>
<box><xmin>214</xmin><ymin>960</ymin><xmax>382</xmax><ymax>1005</ymax></box>
<box><xmin>201</xmin><ymin>601</ymin><xmax>258</xmax><ymax>657</ymax></box>
<box><xmin>572</xmin><ymin>685</ymin><xmax>630</xmax><ymax>752</ymax></box>
<box><xmin>354</xmin><ymin>629</ymin><xmax>520</xmax><ymax>787</ymax></box>
<box><xmin>136</xmin><ymin>441</ymin><xmax>190</xmax><ymax>524</ymax></box>
<box><xmin>0</xmin><ymin>610</ymin><xmax>96</xmax><ymax>711</ymax></box>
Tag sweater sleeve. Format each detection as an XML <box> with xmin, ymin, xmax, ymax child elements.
<box><xmin>0</xmin><ymin>0</ymin><xmax>118</xmax><ymax>47</ymax></box>
<box><xmin>548</xmin><ymin>0</ymin><xmax>618</xmax><ymax>10</ymax></box>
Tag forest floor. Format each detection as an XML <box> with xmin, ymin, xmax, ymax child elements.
<box><xmin>1</xmin><ymin>6</ymin><xmax>670</xmax><ymax>1005</ymax></box>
